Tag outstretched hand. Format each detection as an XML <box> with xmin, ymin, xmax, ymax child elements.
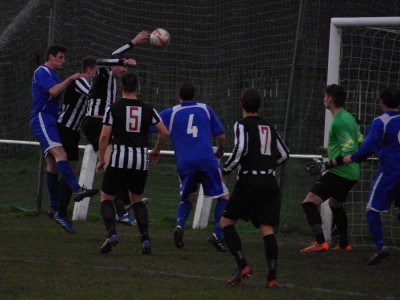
<box><xmin>305</xmin><ymin>158</ymin><xmax>328</xmax><ymax>176</ymax></box>
<box><xmin>149</xmin><ymin>149</ymin><xmax>160</xmax><ymax>163</ymax></box>
<box><xmin>131</xmin><ymin>30</ymin><xmax>150</xmax><ymax>46</ymax></box>
<box><xmin>123</xmin><ymin>58</ymin><xmax>137</xmax><ymax>67</ymax></box>
<box><xmin>96</xmin><ymin>161</ymin><xmax>105</xmax><ymax>174</ymax></box>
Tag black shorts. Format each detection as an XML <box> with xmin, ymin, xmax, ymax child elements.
<box><xmin>223</xmin><ymin>174</ymin><xmax>281</xmax><ymax>227</ymax></box>
<box><xmin>57</xmin><ymin>124</ymin><xmax>80</xmax><ymax>161</ymax></box>
<box><xmin>81</xmin><ymin>116</ymin><xmax>103</xmax><ymax>152</ymax></box>
<box><xmin>310</xmin><ymin>172</ymin><xmax>357</xmax><ymax>203</ymax></box>
<box><xmin>102</xmin><ymin>167</ymin><xmax>148</xmax><ymax>196</ymax></box>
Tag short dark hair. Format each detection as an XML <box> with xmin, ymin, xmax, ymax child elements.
<box><xmin>324</xmin><ymin>84</ymin><xmax>346</xmax><ymax>107</ymax></box>
<box><xmin>120</xmin><ymin>71</ymin><xmax>139</xmax><ymax>92</ymax></box>
<box><xmin>179</xmin><ymin>82</ymin><xmax>195</xmax><ymax>101</ymax></box>
<box><xmin>240</xmin><ymin>88</ymin><xmax>261</xmax><ymax>113</ymax></box>
<box><xmin>380</xmin><ymin>87</ymin><xmax>400</xmax><ymax>109</ymax></box>
<box><xmin>45</xmin><ymin>45</ymin><xmax>67</xmax><ymax>61</ymax></box>
<box><xmin>81</xmin><ymin>56</ymin><xmax>97</xmax><ymax>71</ymax></box>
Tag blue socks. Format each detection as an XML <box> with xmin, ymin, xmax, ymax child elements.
<box><xmin>366</xmin><ymin>210</ymin><xmax>384</xmax><ymax>250</ymax></box>
<box><xmin>176</xmin><ymin>200</ymin><xmax>192</xmax><ymax>231</ymax></box>
<box><xmin>46</xmin><ymin>171</ymin><xmax>59</xmax><ymax>211</ymax></box>
<box><xmin>214</xmin><ymin>197</ymin><xmax>228</xmax><ymax>240</ymax></box>
<box><xmin>56</xmin><ymin>160</ymin><xmax>81</xmax><ymax>192</ymax></box>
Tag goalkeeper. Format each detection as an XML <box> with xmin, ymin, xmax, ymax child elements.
<box><xmin>343</xmin><ymin>87</ymin><xmax>400</xmax><ymax>265</ymax></box>
<box><xmin>301</xmin><ymin>84</ymin><xmax>362</xmax><ymax>253</ymax></box>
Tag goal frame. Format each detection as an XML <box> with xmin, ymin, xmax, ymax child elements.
<box><xmin>321</xmin><ymin>16</ymin><xmax>400</xmax><ymax>244</ymax></box>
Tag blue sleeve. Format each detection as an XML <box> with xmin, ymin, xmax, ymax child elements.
<box><xmin>206</xmin><ymin>105</ymin><xmax>224</xmax><ymax>136</ymax></box>
<box><xmin>352</xmin><ymin>118</ymin><xmax>383</xmax><ymax>162</ymax></box>
<box><xmin>34</xmin><ymin>68</ymin><xmax>58</xmax><ymax>92</ymax></box>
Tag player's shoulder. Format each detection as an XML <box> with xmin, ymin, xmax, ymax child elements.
<box><xmin>160</xmin><ymin>106</ymin><xmax>173</xmax><ymax>115</ymax></box>
<box><xmin>75</xmin><ymin>76</ymin><xmax>90</xmax><ymax>86</ymax></box>
<box><xmin>34</xmin><ymin>65</ymin><xmax>51</xmax><ymax>77</ymax></box>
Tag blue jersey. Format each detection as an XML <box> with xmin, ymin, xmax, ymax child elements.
<box><xmin>352</xmin><ymin>111</ymin><xmax>400</xmax><ymax>174</ymax></box>
<box><xmin>160</xmin><ymin>100</ymin><xmax>225</xmax><ymax>174</ymax></box>
<box><xmin>31</xmin><ymin>65</ymin><xmax>61</xmax><ymax>116</ymax></box>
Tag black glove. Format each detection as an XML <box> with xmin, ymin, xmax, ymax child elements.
<box><xmin>306</xmin><ymin>158</ymin><xmax>334</xmax><ymax>176</ymax></box>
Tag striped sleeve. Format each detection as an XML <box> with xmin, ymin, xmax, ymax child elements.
<box><xmin>151</xmin><ymin>108</ymin><xmax>162</xmax><ymax>125</ymax></box>
<box><xmin>275</xmin><ymin>132</ymin><xmax>290</xmax><ymax>166</ymax></box>
<box><xmin>75</xmin><ymin>78</ymin><xmax>90</xmax><ymax>97</ymax></box>
<box><xmin>96</xmin><ymin>58</ymin><xmax>125</xmax><ymax>66</ymax></box>
<box><xmin>102</xmin><ymin>106</ymin><xmax>113</xmax><ymax>126</ymax></box>
<box><xmin>222</xmin><ymin>122</ymin><xmax>246</xmax><ymax>175</ymax></box>
<box><xmin>111</xmin><ymin>42</ymin><xmax>134</xmax><ymax>56</ymax></box>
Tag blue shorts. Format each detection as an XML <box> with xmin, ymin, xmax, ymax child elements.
<box><xmin>367</xmin><ymin>171</ymin><xmax>400</xmax><ymax>213</ymax></box>
<box><xmin>30</xmin><ymin>113</ymin><xmax>62</xmax><ymax>154</ymax></box>
<box><xmin>179</xmin><ymin>168</ymin><xmax>226</xmax><ymax>201</ymax></box>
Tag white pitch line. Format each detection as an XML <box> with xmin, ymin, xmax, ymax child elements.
<box><xmin>0</xmin><ymin>255</ymin><xmax>381</xmax><ymax>298</ymax></box>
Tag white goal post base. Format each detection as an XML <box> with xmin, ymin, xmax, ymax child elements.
<box><xmin>320</xmin><ymin>200</ymin><xmax>333</xmax><ymax>245</ymax></box>
<box><xmin>72</xmin><ymin>145</ymin><xmax>97</xmax><ymax>221</ymax></box>
<box><xmin>192</xmin><ymin>186</ymin><xmax>213</xmax><ymax>229</ymax></box>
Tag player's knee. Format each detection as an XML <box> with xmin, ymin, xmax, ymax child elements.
<box><xmin>302</xmin><ymin>202</ymin><xmax>321</xmax><ymax>225</ymax></box>
<box><xmin>366</xmin><ymin>210</ymin><xmax>381</xmax><ymax>226</ymax></box>
<box><xmin>220</xmin><ymin>216</ymin><xmax>235</xmax><ymax>229</ymax></box>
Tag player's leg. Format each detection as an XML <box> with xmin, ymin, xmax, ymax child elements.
<box><xmin>115</xmin><ymin>185</ymin><xmax>136</xmax><ymax>225</ymax></box>
<box><xmin>327</xmin><ymin>176</ymin><xmax>357</xmax><ymax>250</ymax></box>
<box><xmin>365</xmin><ymin>172</ymin><xmax>399</xmax><ymax>264</ymax></box>
<box><xmin>256</xmin><ymin>175</ymin><xmax>280</xmax><ymax>288</ymax></box>
<box><xmin>260</xmin><ymin>225</ymin><xmax>278</xmax><ymax>288</ymax></box>
<box><xmin>56</xmin><ymin>125</ymin><xmax>80</xmax><ymax>232</ymax></box>
<box><xmin>29</xmin><ymin>114</ymin><xmax>59</xmax><ymax>217</ymax></box>
<box><xmin>301</xmin><ymin>193</ymin><xmax>327</xmax><ymax>251</ymax></box>
<box><xmin>329</xmin><ymin>199</ymin><xmax>350</xmax><ymax>250</ymax></box>
<box><xmin>45</xmin><ymin>155</ymin><xmax>59</xmax><ymax>218</ymax></box>
<box><xmin>99</xmin><ymin>167</ymin><xmax>119</xmax><ymax>254</ymax></box>
<box><xmin>220</xmin><ymin>178</ymin><xmax>252</xmax><ymax>286</ymax></box>
<box><xmin>201</xmin><ymin>169</ymin><xmax>229</xmax><ymax>251</ymax></box>
<box><xmin>300</xmin><ymin>173</ymin><xmax>335</xmax><ymax>252</ymax></box>
<box><xmin>329</xmin><ymin>201</ymin><xmax>349</xmax><ymax>250</ymax></box>
<box><xmin>49</xmin><ymin>146</ymin><xmax>98</xmax><ymax>201</ymax></box>
<box><xmin>173</xmin><ymin>172</ymin><xmax>197</xmax><ymax>249</ymax></box>
<box><xmin>221</xmin><ymin>216</ymin><xmax>251</xmax><ymax>286</ymax></box>
<box><xmin>54</xmin><ymin>160</ymin><xmax>78</xmax><ymax>234</ymax></box>
<box><xmin>128</xmin><ymin>170</ymin><xmax>150</xmax><ymax>254</ymax></box>
<box><xmin>210</xmin><ymin>195</ymin><xmax>229</xmax><ymax>251</ymax></box>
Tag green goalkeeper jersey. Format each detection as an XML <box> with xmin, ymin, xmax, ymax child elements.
<box><xmin>328</xmin><ymin>108</ymin><xmax>362</xmax><ymax>180</ymax></box>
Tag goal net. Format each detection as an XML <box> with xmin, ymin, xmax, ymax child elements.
<box><xmin>325</xmin><ymin>17</ymin><xmax>400</xmax><ymax>247</ymax></box>
<box><xmin>1</xmin><ymin>1</ymin><xmax>400</xmax><ymax>248</ymax></box>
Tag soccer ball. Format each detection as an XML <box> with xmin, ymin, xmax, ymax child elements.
<box><xmin>150</xmin><ymin>28</ymin><xmax>170</xmax><ymax>47</ymax></box>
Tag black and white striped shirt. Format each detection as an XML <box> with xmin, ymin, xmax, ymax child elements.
<box><xmin>86</xmin><ymin>42</ymin><xmax>135</xmax><ymax>117</ymax></box>
<box><xmin>222</xmin><ymin>116</ymin><xmax>289</xmax><ymax>175</ymax></box>
<box><xmin>57</xmin><ymin>77</ymin><xmax>91</xmax><ymax>131</ymax></box>
<box><xmin>103</xmin><ymin>98</ymin><xmax>162</xmax><ymax>170</ymax></box>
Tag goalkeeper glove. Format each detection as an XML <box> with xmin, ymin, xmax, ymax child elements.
<box><xmin>306</xmin><ymin>155</ymin><xmax>343</xmax><ymax>176</ymax></box>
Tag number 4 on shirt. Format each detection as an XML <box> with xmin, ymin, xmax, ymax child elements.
<box><xmin>187</xmin><ymin>114</ymin><xmax>198</xmax><ymax>137</ymax></box>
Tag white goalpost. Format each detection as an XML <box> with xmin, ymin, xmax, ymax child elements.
<box><xmin>321</xmin><ymin>17</ymin><xmax>400</xmax><ymax>246</ymax></box>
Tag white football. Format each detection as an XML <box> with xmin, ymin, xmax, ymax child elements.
<box><xmin>150</xmin><ymin>28</ymin><xmax>170</xmax><ymax>47</ymax></box>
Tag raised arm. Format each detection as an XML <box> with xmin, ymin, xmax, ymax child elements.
<box><xmin>111</xmin><ymin>30</ymin><xmax>150</xmax><ymax>57</ymax></box>
<box><xmin>96</xmin><ymin>58</ymin><xmax>137</xmax><ymax>67</ymax></box>
<box><xmin>48</xmin><ymin>73</ymin><xmax>81</xmax><ymax>97</ymax></box>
